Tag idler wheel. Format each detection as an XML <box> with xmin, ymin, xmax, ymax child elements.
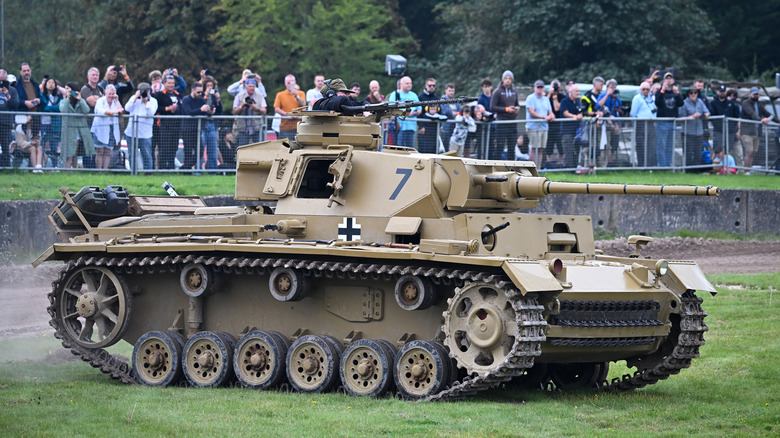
<box><xmin>54</xmin><ymin>266</ymin><xmax>132</xmax><ymax>349</ymax></box>
<box><xmin>394</xmin><ymin>275</ymin><xmax>436</xmax><ymax>311</ymax></box>
<box><xmin>442</xmin><ymin>282</ymin><xmax>517</xmax><ymax>375</ymax></box>
<box><xmin>180</xmin><ymin>263</ymin><xmax>217</xmax><ymax>298</ymax></box>
<box><xmin>340</xmin><ymin>339</ymin><xmax>396</xmax><ymax>397</ymax></box>
<box><xmin>286</xmin><ymin>335</ymin><xmax>340</xmax><ymax>393</ymax></box>
<box><xmin>233</xmin><ymin>331</ymin><xmax>290</xmax><ymax>389</ymax></box>
<box><xmin>269</xmin><ymin>267</ymin><xmax>307</xmax><ymax>302</ymax></box>
<box><xmin>133</xmin><ymin>331</ymin><xmax>184</xmax><ymax>387</ymax></box>
<box><xmin>182</xmin><ymin>331</ymin><xmax>234</xmax><ymax>387</ymax></box>
<box><xmin>393</xmin><ymin>340</ymin><xmax>450</xmax><ymax>399</ymax></box>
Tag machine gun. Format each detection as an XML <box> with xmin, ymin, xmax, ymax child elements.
<box><xmin>343</xmin><ymin>97</ymin><xmax>477</xmax><ymax>122</ymax></box>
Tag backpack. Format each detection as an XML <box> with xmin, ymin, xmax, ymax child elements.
<box><xmin>109</xmin><ymin>146</ymin><xmax>126</xmax><ymax>169</ymax></box>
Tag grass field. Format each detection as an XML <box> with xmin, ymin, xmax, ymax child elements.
<box><xmin>0</xmin><ymin>169</ymin><xmax>777</xmax><ymax>201</ymax></box>
<box><xmin>1</xmin><ymin>278</ymin><xmax>777</xmax><ymax>437</ymax></box>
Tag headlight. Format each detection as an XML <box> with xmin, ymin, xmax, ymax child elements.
<box><xmin>655</xmin><ymin>259</ymin><xmax>668</xmax><ymax>277</ymax></box>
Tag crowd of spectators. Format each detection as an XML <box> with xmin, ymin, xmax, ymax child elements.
<box><xmin>0</xmin><ymin>61</ymin><xmax>778</xmax><ymax>174</ymax></box>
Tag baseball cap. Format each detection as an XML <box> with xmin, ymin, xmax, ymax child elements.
<box><xmin>534</xmin><ymin>80</ymin><xmax>545</xmax><ymax>88</ymax></box>
<box><xmin>137</xmin><ymin>82</ymin><xmax>151</xmax><ymax>91</ymax></box>
<box><xmin>664</xmin><ymin>72</ymin><xmax>674</xmax><ymax>79</ymax></box>
<box><xmin>749</xmin><ymin>86</ymin><xmax>760</xmax><ymax>95</ymax></box>
<box><xmin>716</xmin><ymin>84</ymin><xmax>726</xmax><ymax>92</ymax></box>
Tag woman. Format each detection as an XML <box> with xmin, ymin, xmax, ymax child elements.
<box><xmin>40</xmin><ymin>78</ymin><xmax>63</xmax><ymax>167</ymax></box>
<box><xmin>90</xmin><ymin>84</ymin><xmax>123</xmax><ymax>169</ymax></box>
<box><xmin>59</xmin><ymin>83</ymin><xmax>94</xmax><ymax>168</ymax></box>
<box><xmin>202</xmin><ymin>76</ymin><xmax>223</xmax><ymax>170</ymax></box>
<box><xmin>13</xmin><ymin>115</ymin><xmax>44</xmax><ymax>172</ymax></box>
<box><xmin>679</xmin><ymin>88</ymin><xmax>710</xmax><ymax>172</ymax></box>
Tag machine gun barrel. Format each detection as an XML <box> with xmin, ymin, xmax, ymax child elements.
<box><xmin>342</xmin><ymin>97</ymin><xmax>477</xmax><ymax>118</ymax></box>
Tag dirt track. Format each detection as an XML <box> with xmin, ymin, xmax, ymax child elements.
<box><xmin>1</xmin><ymin>237</ymin><xmax>778</xmax><ymax>340</ymax></box>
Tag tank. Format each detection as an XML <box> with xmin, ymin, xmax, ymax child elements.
<box><xmin>33</xmin><ymin>100</ymin><xmax>719</xmax><ymax>400</ymax></box>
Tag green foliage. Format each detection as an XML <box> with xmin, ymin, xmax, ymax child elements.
<box><xmin>433</xmin><ymin>0</ymin><xmax>718</xmax><ymax>87</ymax></box>
<box><xmin>213</xmin><ymin>0</ymin><xmax>415</xmax><ymax>94</ymax></box>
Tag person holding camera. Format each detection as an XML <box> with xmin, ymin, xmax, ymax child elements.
<box><xmin>228</xmin><ymin>69</ymin><xmax>267</xmax><ymax>99</ymax></box>
<box><xmin>232</xmin><ymin>77</ymin><xmax>267</xmax><ymax>146</ymax></box>
<box><xmin>596</xmin><ymin>79</ymin><xmax>623</xmax><ymax>167</ymax></box>
<box><xmin>98</xmin><ymin>65</ymin><xmax>134</xmax><ymax>104</ymax></box>
<box><xmin>124</xmin><ymin>82</ymin><xmax>158</xmax><ymax>171</ymax></box>
<box><xmin>202</xmin><ymin>76</ymin><xmax>223</xmax><ymax>170</ymax></box>
<box><xmin>630</xmin><ymin>82</ymin><xmax>657</xmax><ymax>167</ymax></box>
<box><xmin>654</xmin><ymin>72</ymin><xmax>684</xmax><ymax>167</ymax></box>
<box><xmin>59</xmin><ymin>83</ymin><xmax>94</xmax><ymax>169</ymax></box>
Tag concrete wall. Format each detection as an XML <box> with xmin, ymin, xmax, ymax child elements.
<box><xmin>1</xmin><ymin>190</ymin><xmax>777</xmax><ymax>263</ymax></box>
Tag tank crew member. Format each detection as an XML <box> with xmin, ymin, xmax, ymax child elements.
<box><xmin>312</xmin><ymin>78</ymin><xmax>363</xmax><ymax>115</ymax></box>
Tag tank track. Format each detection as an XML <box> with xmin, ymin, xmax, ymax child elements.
<box><xmin>48</xmin><ymin>254</ymin><xmax>706</xmax><ymax>399</ymax></box>
<box><xmin>48</xmin><ymin>254</ymin><xmax>545</xmax><ymax>400</ymax></box>
<box><xmin>599</xmin><ymin>291</ymin><xmax>708</xmax><ymax>391</ymax></box>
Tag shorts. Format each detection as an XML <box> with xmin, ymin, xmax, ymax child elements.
<box><xmin>741</xmin><ymin>135</ymin><xmax>759</xmax><ymax>154</ymax></box>
<box><xmin>528</xmin><ymin>129</ymin><xmax>548</xmax><ymax>150</ymax></box>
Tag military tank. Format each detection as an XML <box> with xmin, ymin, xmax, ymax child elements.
<box><xmin>34</xmin><ymin>98</ymin><xmax>718</xmax><ymax>400</ymax></box>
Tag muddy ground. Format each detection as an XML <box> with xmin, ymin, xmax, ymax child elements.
<box><xmin>1</xmin><ymin>237</ymin><xmax>778</xmax><ymax>342</ymax></box>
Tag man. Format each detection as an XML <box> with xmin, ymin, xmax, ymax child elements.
<box><xmin>98</xmin><ymin>65</ymin><xmax>134</xmax><ymax>104</ymax></box>
<box><xmin>273</xmin><ymin>74</ymin><xmax>306</xmax><ymax>140</ymax></box>
<box><xmin>419</xmin><ymin>78</ymin><xmax>438</xmax><ymax>103</ymax></box>
<box><xmin>597</xmin><ymin>79</ymin><xmax>623</xmax><ymax>167</ymax></box>
<box><xmin>489</xmin><ymin>70</ymin><xmax>520</xmax><ymax>160</ymax></box>
<box><xmin>679</xmin><ymin>87</ymin><xmax>710</xmax><ymax>172</ymax></box>
<box><xmin>654</xmin><ymin>72</ymin><xmax>684</xmax><ymax>167</ymax></box>
<box><xmin>544</xmin><ymin>79</ymin><xmax>565</xmax><ymax>167</ymax></box>
<box><xmin>313</xmin><ymin>78</ymin><xmax>362</xmax><ymax>114</ymax></box>
<box><xmin>364</xmin><ymin>80</ymin><xmax>384</xmax><ymax>104</ymax></box>
<box><xmin>15</xmin><ymin>63</ymin><xmax>42</xmax><ymax>136</ymax></box>
<box><xmin>349</xmin><ymin>82</ymin><xmax>361</xmax><ymax>101</ymax></box>
<box><xmin>439</xmin><ymin>83</ymin><xmax>460</xmax><ymax>147</ymax></box>
<box><xmin>477</xmin><ymin>78</ymin><xmax>493</xmax><ymax>115</ymax></box>
<box><xmin>79</xmin><ymin>67</ymin><xmax>103</xmax><ymax>168</ymax></box>
<box><xmin>153</xmin><ymin>74</ymin><xmax>181</xmax><ymax>169</ymax></box>
<box><xmin>694</xmin><ymin>79</ymin><xmax>711</xmax><ymax>142</ymax></box>
<box><xmin>233</xmin><ymin>77</ymin><xmax>267</xmax><ymax>146</ymax></box>
<box><xmin>123</xmin><ymin>82</ymin><xmax>158</xmax><ymax>171</ymax></box>
<box><xmin>709</xmin><ymin>84</ymin><xmax>741</xmax><ymax>164</ymax></box>
<box><xmin>560</xmin><ymin>84</ymin><xmax>584</xmax><ymax>169</ymax></box>
<box><xmin>386</xmin><ymin>76</ymin><xmax>421</xmax><ymax>149</ymax></box>
<box><xmin>630</xmin><ymin>82</ymin><xmax>657</xmax><ymax>167</ymax></box>
<box><xmin>306</xmin><ymin>75</ymin><xmax>325</xmax><ymax>108</ymax></box>
<box><xmin>741</xmin><ymin>87</ymin><xmax>776</xmax><ymax>173</ymax></box>
<box><xmin>525</xmin><ymin>80</ymin><xmax>554</xmax><ymax>167</ymax></box>
<box><xmin>228</xmin><ymin>69</ymin><xmax>267</xmax><ymax>99</ymax></box>
<box><xmin>179</xmin><ymin>82</ymin><xmax>211</xmax><ymax>170</ymax></box>
<box><xmin>163</xmin><ymin>67</ymin><xmax>188</xmax><ymax>95</ymax></box>
<box><xmin>0</xmin><ymin>70</ymin><xmax>19</xmax><ymax>167</ymax></box>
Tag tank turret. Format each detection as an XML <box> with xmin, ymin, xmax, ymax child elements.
<box><xmin>34</xmin><ymin>99</ymin><xmax>719</xmax><ymax>401</ymax></box>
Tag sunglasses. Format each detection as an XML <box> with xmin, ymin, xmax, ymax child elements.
<box><xmin>535</xmin><ymin>85</ymin><xmax>544</xmax><ymax>89</ymax></box>
<box><xmin>164</xmin><ymin>75</ymin><xmax>175</xmax><ymax>79</ymax></box>
<box><xmin>427</xmin><ymin>84</ymin><xmax>436</xmax><ymax>88</ymax></box>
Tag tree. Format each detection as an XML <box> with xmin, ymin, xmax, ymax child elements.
<box><xmin>214</xmin><ymin>0</ymin><xmax>416</xmax><ymax>95</ymax></box>
<box><xmin>432</xmin><ymin>0</ymin><xmax>717</xmax><ymax>90</ymax></box>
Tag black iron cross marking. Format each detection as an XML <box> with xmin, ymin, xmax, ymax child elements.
<box><xmin>337</xmin><ymin>217</ymin><xmax>362</xmax><ymax>241</ymax></box>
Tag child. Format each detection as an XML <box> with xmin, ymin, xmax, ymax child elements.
<box><xmin>448</xmin><ymin>105</ymin><xmax>476</xmax><ymax>157</ymax></box>
<box><xmin>710</xmin><ymin>145</ymin><xmax>736</xmax><ymax>174</ymax></box>
<box><xmin>514</xmin><ymin>133</ymin><xmax>530</xmax><ymax>161</ymax></box>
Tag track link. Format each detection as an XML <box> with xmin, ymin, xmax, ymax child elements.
<box><xmin>48</xmin><ymin>254</ymin><xmax>706</xmax><ymax>399</ymax></box>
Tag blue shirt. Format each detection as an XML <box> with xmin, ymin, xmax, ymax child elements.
<box><xmin>631</xmin><ymin>93</ymin><xmax>657</xmax><ymax>119</ymax></box>
<box><xmin>387</xmin><ymin>90</ymin><xmax>421</xmax><ymax>131</ymax></box>
<box><xmin>525</xmin><ymin>93</ymin><xmax>552</xmax><ymax>130</ymax></box>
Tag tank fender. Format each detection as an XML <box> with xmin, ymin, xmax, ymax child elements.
<box><xmin>501</xmin><ymin>260</ymin><xmax>564</xmax><ymax>295</ymax></box>
<box><xmin>666</xmin><ymin>261</ymin><xmax>717</xmax><ymax>295</ymax></box>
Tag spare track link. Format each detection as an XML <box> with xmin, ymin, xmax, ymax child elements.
<box><xmin>48</xmin><ymin>254</ymin><xmax>547</xmax><ymax>400</ymax></box>
<box><xmin>600</xmin><ymin>291</ymin><xmax>708</xmax><ymax>392</ymax></box>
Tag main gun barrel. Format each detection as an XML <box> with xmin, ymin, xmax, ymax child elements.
<box><xmin>477</xmin><ymin>174</ymin><xmax>720</xmax><ymax>202</ymax></box>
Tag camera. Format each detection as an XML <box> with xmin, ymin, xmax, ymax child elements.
<box><xmin>553</xmin><ymin>84</ymin><xmax>560</xmax><ymax>92</ymax></box>
<box><xmin>140</xmin><ymin>89</ymin><xmax>148</xmax><ymax>98</ymax></box>
<box><xmin>209</xmin><ymin>89</ymin><xmax>216</xmax><ymax>95</ymax></box>
<box><xmin>247</xmin><ymin>73</ymin><xmax>256</xmax><ymax>79</ymax></box>
<box><xmin>245</xmin><ymin>96</ymin><xmax>253</xmax><ymax>105</ymax></box>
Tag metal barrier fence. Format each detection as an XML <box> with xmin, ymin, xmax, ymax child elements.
<box><xmin>1</xmin><ymin>111</ymin><xmax>778</xmax><ymax>174</ymax></box>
